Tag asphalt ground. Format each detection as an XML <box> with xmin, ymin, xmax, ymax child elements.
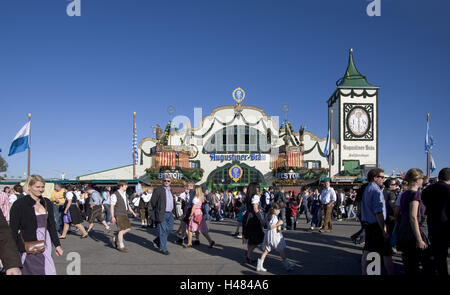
<box><xmin>49</xmin><ymin>218</ymin><xmax>388</xmax><ymax>275</ymax></box>
<box><xmin>53</xmin><ymin>215</ymin><xmax>449</xmax><ymax>275</ymax></box>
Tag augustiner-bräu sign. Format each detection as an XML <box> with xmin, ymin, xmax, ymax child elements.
<box><xmin>210</xmin><ymin>154</ymin><xmax>267</xmax><ymax>163</ymax></box>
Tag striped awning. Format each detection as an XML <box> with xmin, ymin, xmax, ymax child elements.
<box><xmin>158</xmin><ymin>151</ymin><xmax>176</xmax><ymax>167</ymax></box>
<box><xmin>287</xmin><ymin>151</ymin><xmax>302</xmax><ymax>168</ymax></box>
<box><xmin>271</xmin><ymin>151</ymin><xmax>303</xmax><ymax>169</ymax></box>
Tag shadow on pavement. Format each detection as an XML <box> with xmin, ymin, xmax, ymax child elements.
<box><xmin>87</xmin><ymin>229</ymin><xmax>115</xmax><ymax>249</ymax></box>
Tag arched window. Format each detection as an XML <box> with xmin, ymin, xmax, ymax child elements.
<box><xmin>203</xmin><ymin>125</ymin><xmax>270</xmax><ymax>154</ymax></box>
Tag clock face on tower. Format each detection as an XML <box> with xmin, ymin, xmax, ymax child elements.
<box><xmin>344</xmin><ymin>103</ymin><xmax>373</xmax><ymax>140</ymax></box>
<box><xmin>348</xmin><ymin>107</ymin><xmax>369</xmax><ymax>136</ymax></box>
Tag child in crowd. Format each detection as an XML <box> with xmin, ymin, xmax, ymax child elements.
<box><xmin>232</xmin><ymin>198</ymin><xmax>246</xmax><ymax>238</ymax></box>
<box><xmin>257</xmin><ymin>203</ymin><xmax>294</xmax><ymax>272</ymax></box>
<box><xmin>289</xmin><ymin>196</ymin><xmax>299</xmax><ymax>230</ymax></box>
<box><xmin>284</xmin><ymin>192</ymin><xmax>292</xmax><ymax>229</ymax></box>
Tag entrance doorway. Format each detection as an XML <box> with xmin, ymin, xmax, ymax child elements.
<box><xmin>206</xmin><ymin>161</ymin><xmax>266</xmax><ymax>192</ymax></box>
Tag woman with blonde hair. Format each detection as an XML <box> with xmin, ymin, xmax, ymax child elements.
<box><xmin>396</xmin><ymin>168</ymin><xmax>433</xmax><ymax>274</ymax></box>
<box><xmin>9</xmin><ymin>175</ymin><xmax>63</xmax><ymax>275</ymax></box>
<box><xmin>184</xmin><ymin>186</ymin><xmax>215</xmax><ymax>249</ymax></box>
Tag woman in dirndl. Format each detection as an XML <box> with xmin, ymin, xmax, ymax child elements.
<box><xmin>59</xmin><ymin>184</ymin><xmax>88</xmax><ymax>239</ymax></box>
<box><xmin>9</xmin><ymin>175</ymin><xmax>64</xmax><ymax>275</ymax></box>
<box><xmin>184</xmin><ymin>186</ymin><xmax>215</xmax><ymax>249</ymax></box>
<box><xmin>242</xmin><ymin>182</ymin><xmax>265</xmax><ymax>264</ymax></box>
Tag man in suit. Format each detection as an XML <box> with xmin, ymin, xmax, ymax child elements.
<box><xmin>150</xmin><ymin>176</ymin><xmax>176</xmax><ymax>255</ymax></box>
<box><xmin>0</xmin><ymin>209</ymin><xmax>22</xmax><ymax>275</ymax></box>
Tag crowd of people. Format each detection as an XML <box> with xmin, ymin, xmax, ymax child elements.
<box><xmin>0</xmin><ymin>167</ymin><xmax>448</xmax><ymax>275</ymax></box>
<box><xmin>358</xmin><ymin>167</ymin><xmax>450</xmax><ymax>275</ymax></box>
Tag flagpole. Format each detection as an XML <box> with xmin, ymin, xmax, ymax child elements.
<box><xmin>133</xmin><ymin>112</ymin><xmax>136</xmax><ymax>180</ymax></box>
<box><xmin>329</xmin><ymin>109</ymin><xmax>333</xmax><ymax>179</ymax></box>
<box><xmin>426</xmin><ymin>113</ymin><xmax>430</xmax><ymax>178</ymax></box>
<box><xmin>27</xmin><ymin>113</ymin><xmax>31</xmax><ymax>177</ymax></box>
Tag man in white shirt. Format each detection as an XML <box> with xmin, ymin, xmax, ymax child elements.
<box><xmin>110</xmin><ymin>180</ymin><xmax>137</xmax><ymax>252</ymax></box>
<box><xmin>179</xmin><ymin>187</ymin><xmax>189</xmax><ymax>203</ymax></box>
<box><xmin>8</xmin><ymin>193</ymin><xmax>17</xmax><ymax>206</ymax></box>
<box><xmin>319</xmin><ymin>179</ymin><xmax>337</xmax><ymax>233</ymax></box>
<box><xmin>141</xmin><ymin>188</ymin><xmax>152</xmax><ymax>203</ymax></box>
<box><xmin>9</xmin><ymin>184</ymin><xmax>25</xmax><ymax>206</ymax></box>
<box><xmin>74</xmin><ymin>187</ymin><xmax>83</xmax><ymax>204</ymax></box>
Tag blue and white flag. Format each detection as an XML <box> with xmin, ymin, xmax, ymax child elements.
<box><xmin>323</xmin><ymin>126</ymin><xmax>331</xmax><ymax>160</ymax></box>
<box><xmin>425</xmin><ymin>115</ymin><xmax>434</xmax><ymax>152</ymax></box>
<box><xmin>430</xmin><ymin>154</ymin><xmax>436</xmax><ymax>173</ymax></box>
<box><xmin>133</xmin><ymin>122</ymin><xmax>138</xmax><ymax>165</ymax></box>
<box><xmin>8</xmin><ymin>121</ymin><xmax>30</xmax><ymax>156</ymax></box>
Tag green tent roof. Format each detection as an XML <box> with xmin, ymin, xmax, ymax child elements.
<box><xmin>337</xmin><ymin>49</ymin><xmax>378</xmax><ymax>89</ymax></box>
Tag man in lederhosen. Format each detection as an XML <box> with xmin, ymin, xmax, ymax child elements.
<box><xmin>110</xmin><ymin>180</ymin><xmax>137</xmax><ymax>252</ymax></box>
<box><xmin>86</xmin><ymin>186</ymin><xmax>111</xmax><ymax>233</ymax></box>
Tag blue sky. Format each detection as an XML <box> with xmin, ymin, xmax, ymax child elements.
<box><xmin>0</xmin><ymin>0</ymin><xmax>449</xmax><ymax>179</ymax></box>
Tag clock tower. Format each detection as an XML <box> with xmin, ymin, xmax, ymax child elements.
<box><xmin>327</xmin><ymin>49</ymin><xmax>379</xmax><ymax>176</ymax></box>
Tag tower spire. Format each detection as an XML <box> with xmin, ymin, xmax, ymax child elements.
<box><xmin>346</xmin><ymin>48</ymin><xmax>360</xmax><ymax>77</ymax></box>
<box><xmin>337</xmin><ymin>48</ymin><xmax>376</xmax><ymax>88</ymax></box>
